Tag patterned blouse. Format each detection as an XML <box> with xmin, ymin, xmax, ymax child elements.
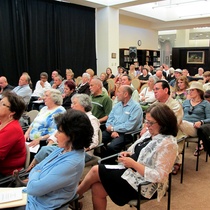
<box><xmin>121</xmin><ymin>131</ymin><xmax>178</xmax><ymax>201</ymax></box>
<box><xmin>29</xmin><ymin>106</ymin><xmax>66</xmax><ymax>140</ymax></box>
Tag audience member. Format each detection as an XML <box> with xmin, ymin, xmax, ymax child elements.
<box><xmin>100</xmin><ymin>72</ymin><xmax>108</xmax><ymax>91</ymax></box>
<box><xmin>154</xmin><ymin>69</ymin><xmax>165</xmax><ymax>81</ymax></box>
<box><xmin>169</xmin><ymin>68</ymin><xmax>182</xmax><ymax>87</ymax></box>
<box><xmin>204</xmin><ymin>89</ymin><xmax>210</xmax><ymax>103</ymax></box>
<box><xmin>173</xmin><ymin>75</ymin><xmax>189</xmax><ymax>103</ymax></box>
<box><xmin>27</xmin><ymin>72</ymin><xmax>51</xmax><ymax>111</ymax></box>
<box><xmin>24</xmin><ymin>89</ymin><xmax>65</xmax><ymax>149</ymax></box>
<box><xmin>203</xmin><ymin>71</ymin><xmax>210</xmax><ymax>91</ymax></box>
<box><xmin>0</xmin><ymin>92</ymin><xmax>26</xmax><ymax>177</ymax></box>
<box><xmin>62</xmin><ymin>80</ymin><xmax>76</xmax><ymax>109</ymax></box>
<box><xmin>0</xmin><ymin>76</ymin><xmax>14</xmax><ymax>98</ymax></box>
<box><xmin>65</xmin><ymin>68</ymin><xmax>75</xmax><ymax>82</ymax></box>
<box><xmin>113</xmin><ymin>75</ymin><xmax>139</xmax><ymax>106</ymax></box>
<box><xmin>139</xmin><ymin>75</ymin><xmax>157</xmax><ymax>105</ymax></box>
<box><xmin>180</xmin><ymin>82</ymin><xmax>210</xmax><ymax>156</ymax></box>
<box><xmin>128</xmin><ymin>64</ymin><xmax>137</xmax><ymax>78</ymax></box>
<box><xmin>102</xmin><ymin>85</ymin><xmax>143</xmax><ymax>156</ymax></box>
<box><xmin>12</xmin><ymin>74</ymin><xmax>32</xmax><ymax>105</ymax></box>
<box><xmin>90</xmin><ymin>78</ymin><xmax>112</xmax><ymax>128</ymax></box>
<box><xmin>138</xmin><ymin>68</ymin><xmax>150</xmax><ymax>84</ymax></box>
<box><xmin>77</xmin><ymin>103</ymin><xmax>178</xmax><ymax>210</ymax></box>
<box><xmin>86</xmin><ymin>68</ymin><xmax>95</xmax><ymax>82</ymax></box>
<box><xmin>49</xmin><ymin>70</ymin><xmax>59</xmax><ymax>86</ymax></box>
<box><xmin>152</xmin><ymin>80</ymin><xmax>185</xmax><ymax>175</ymax></box>
<box><xmin>106</xmin><ymin>67</ymin><xmax>115</xmax><ymax>79</ymax></box>
<box><xmin>195</xmin><ymin>67</ymin><xmax>204</xmax><ymax>78</ymax></box>
<box><xmin>21</xmin><ymin>110</ymin><xmax>93</xmax><ymax>209</ymax></box>
<box><xmin>52</xmin><ymin>75</ymin><xmax>64</xmax><ymax>94</ymax></box>
<box><xmin>26</xmin><ymin>94</ymin><xmax>100</xmax><ymax>172</ymax></box>
<box><xmin>76</xmin><ymin>72</ymin><xmax>91</xmax><ymax>95</ymax></box>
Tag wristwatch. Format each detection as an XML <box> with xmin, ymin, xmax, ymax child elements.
<box><xmin>111</xmin><ymin>127</ymin><xmax>114</xmax><ymax>132</ymax></box>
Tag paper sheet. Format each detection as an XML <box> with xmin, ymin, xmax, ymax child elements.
<box><xmin>0</xmin><ymin>187</ymin><xmax>27</xmax><ymax>208</ymax></box>
<box><xmin>105</xmin><ymin>164</ymin><xmax>125</xmax><ymax>169</ymax></box>
<box><xmin>26</xmin><ymin>142</ymin><xmax>40</xmax><ymax>153</ymax></box>
<box><xmin>0</xmin><ymin>188</ymin><xmax>23</xmax><ymax>203</ymax></box>
<box><xmin>32</xmin><ymin>100</ymin><xmax>44</xmax><ymax>103</ymax></box>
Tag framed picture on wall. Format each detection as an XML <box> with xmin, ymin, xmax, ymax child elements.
<box><xmin>187</xmin><ymin>51</ymin><xmax>205</xmax><ymax>64</ymax></box>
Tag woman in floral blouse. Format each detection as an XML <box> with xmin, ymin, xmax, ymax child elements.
<box><xmin>77</xmin><ymin>103</ymin><xmax>178</xmax><ymax>210</ymax></box>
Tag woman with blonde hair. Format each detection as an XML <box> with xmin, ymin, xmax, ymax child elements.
<box><xmin>173</xmin><ymin>75</ymin><xmax>190</xmax><ymax>103</ymax></box>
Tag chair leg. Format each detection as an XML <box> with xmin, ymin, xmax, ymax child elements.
<box><xmin>180</xmin><ymin>145</ymin><xmax>185</xmax><ymax>184</ymax></box>
<box><xmin>196</xmin><ymin>141</ymin><xmax>200</xmax><ymax>171</ymax></box>
<box><xmin>167</xmin><ymin>173</ymin><xmax>172</xmax><ymax>210</ymax></box>
<box><xmin>206</xmin><ymin>151</ymin><xmax>208</xmax><ymax>162</ymax></box>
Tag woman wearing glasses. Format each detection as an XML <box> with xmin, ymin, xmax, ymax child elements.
<box><xmin>0</xmin><ymin>91</ymin><xmax>26</xmax><ymax>177</ymax></box>
<box><xmin>77</xmin><ymin>103</ymin><xmax>178</xmax><ymax>210</ymax></box>
<box><xmin>180</xmin><ymin>81</ymin><xmax>210</xmax><ymax>156</ymax></box>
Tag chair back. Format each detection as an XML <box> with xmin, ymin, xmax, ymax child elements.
<box><xmin>131</xmin><ymin>78</ymin><xmax>141</xmax><ymax>92</ymax></box>
<box><xmin>26</xmin><ymin>110</ymin><xmax>39</xmax><ymax>123</ymax></box>
<box><xmin>140</xmin><ymin>83</ymin><xmax>148</xmax><ymax>92</ymax></box>
<box><xmin>24</xmin><ymin>143</ymin><xmax>31</xmax><ymax>169</ymax></box>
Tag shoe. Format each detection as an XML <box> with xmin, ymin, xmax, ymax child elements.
<box><xmin>172</xmin><ymin>163</ymin><xmax>181</xmax><ymax>175</ymax></box>
<box><xmin>194</xmin><ymin>149</ymin><xmax>201</xmax><ymax>156</ymax></box>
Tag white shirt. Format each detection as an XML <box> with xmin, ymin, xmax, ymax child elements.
<box><xmin>32</xmin><ymin>80</ymin><xmax>51</xmax><ymax>97</ymax></box>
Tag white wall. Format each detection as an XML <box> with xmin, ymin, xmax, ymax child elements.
<box><xmin>119</xmin><ymin>15</ymin><xmax>159</xmax><ymax>50</ymax></box>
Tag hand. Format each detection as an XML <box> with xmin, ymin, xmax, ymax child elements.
<box><xmin>193</xmin><ymin>121</ymin><xmax>202</xmax><ymax>129</ymax></box>
<box><xmin>119</xmin><ymin>151</ymin><xmax>131</xmax><ymax>157</ymax></box>
<box><xmin>40</xmin><ymin>81</ymin><xmax>44</xmax><ymax>87</ymax></box>
<box><xmin>106</xmin><ymin>125</ymin><xmax>113</xmax><ymax>133</ymax></box>
<box><xmin>118</xmin><ymin>156</ymin><xmax>135</xmax><ymax>168</ymax></box>
<box><xmin>111</xmin><ymin>131</ymin><xmax>119</xmax><ymax>138</ymax></box>
<box><xmin>28</xmin><ymin>139</ymin><xmax>40</xmax><ymax>147</ymax></box>
<box><xmin>24</xmin><ymin>133</ymin><xmax>29</xmax><ymax>141</ymax></box>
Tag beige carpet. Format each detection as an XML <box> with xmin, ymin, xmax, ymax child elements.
<box><xmin>80</xmin><ymin>143</ymin><xmax>210</xmax><ymax>210</ymax></box>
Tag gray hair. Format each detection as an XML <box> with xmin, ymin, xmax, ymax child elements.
<box><xmin>40</xmin><ymin>72</ymin><xmax>48</xmax><ymax>79</ymax></box>
<box><xmin>82</xmin><ymin>73</ymin><xmax>90</xmax><ymax>80</ymax></box>
<box><xmin>149</xmin><ymin>75</ymin><xmax>159</xmax><ymax>83</ymax></box>
<box><xmin>46</xmin><ymin>89</ymin><xmax>63</xmax><ymax>105</ymax></box>
<box><xmin>71</xmin><ymin>94</ymin><xmax>92</xmax><ymax>112</ymax></box>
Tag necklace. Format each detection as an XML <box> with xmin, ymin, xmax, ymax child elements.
<box><xmin>191</xmin><ymin>99</ymin><xmax>202</xmax><ymax>103</ymax></box>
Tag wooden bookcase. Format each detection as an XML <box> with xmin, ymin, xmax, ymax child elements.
<box><xmin>120</xmin><ymin>48</ymin><xmax>160</xmax><ymax>69</ymax></box>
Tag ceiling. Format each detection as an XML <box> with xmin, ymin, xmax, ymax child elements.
<box><xmin>57</xmin><ymin>0</ymin><xmax>210</xmax><ymax>40</ymax></box>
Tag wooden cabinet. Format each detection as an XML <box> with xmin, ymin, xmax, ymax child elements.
<box><xmin>120</xmin><ymin>49</ymin><xmax>160</xmax><ymax>69</ymax></box>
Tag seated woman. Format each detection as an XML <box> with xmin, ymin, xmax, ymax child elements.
<box><xmin>0</xmin><ymin>92</ymin><xmax>26</xmax><ymax>177</ymax></box>
<box><xmin>180</xmin><ymin>82</ymin><xmax>210</xmax><ymax>156</ymax></box>
<box><xmin>172</xmin><ymin>75</ymin><xmax>189</xmax><ymax>103</ymax></box>
<box><xmin>139</xmin><ymin>75</ymin><xmax>157</xmax><ymax>109</ymax></box>
<box><xmin>24</xmin><ymin>89</ymin><xmax>66</xmax><ymax>148</ymax></box>
<box><xmin>26</xmin><ymin>94</ymin><xmax>100</xmax><ymax>171</ymax></box>
<box><xmin>77</xmin><ymin>103</ymin><xmax>178</xmax><ymax>210</ymax></box>
<box><xmin>10</xmin><ymin>110</ymin><xmax>93</xmax><ymax>210</ymax></box>
<box><xmin>62</xmin><ymin>80</ymin><xmax>76</xmax><ymax>109</ymax></box>
<box><xmin>106</xmin><ymin>67</ymin><xmax>115</xmax><ymax>79</ymax></box>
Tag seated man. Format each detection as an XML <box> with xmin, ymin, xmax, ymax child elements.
<box><xmin>12</xmin><ymin>73</ymin><xmax>32</xmax><ymax>105</ymax></box>
<box><xmin>52</xmin><ymin>75</ymin><xmax>64</xmax><ymax>94</ymax></box>
<box><xmin>28</xmin><ymin>72</ymin><xmax>51</xmax><ymax>111</ymax></box>
<box><xmin>0</xmin><ymin>76</ymin><xmax>14</xmax><ymax>99</ymax></box>
<box><xmin>102</xmin><ymin>85</ymin><xmax>143</xmax><ymax>156</ymax></box>
<box><xmin>90</xmin><ymin>78</ymin><xmax>112</xmax><ymax>131</ymax></box>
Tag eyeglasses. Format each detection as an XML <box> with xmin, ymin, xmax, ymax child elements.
<box><xmin>0</xmin><ymin>101</ymin><xmax>10</xmax><ymax>108</ymax></box>
<box><xmin>144</xmin><ymin>120</ymin><xmax>157</xmax><ymax>126</ymax></box>
<box><xmin>188</xmin><ymin>106</ymin><xmax>194</xmax><ymax>115</ymax></box>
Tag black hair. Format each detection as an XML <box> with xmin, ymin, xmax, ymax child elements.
<box><xmin>146</xmin><ymin>102</ymin><xmax>178</xmax><ymax>137</ymax></box>
<box><xmin>55</xmin><ymin>109</ymin><xmax>93</xmax><ymax>150</ymax></box>
<box><xmin>2</xmin><ymin>91</ymin><xmax>26</xmax><ymax>120</ymax></box>
<box><xmin>155</xmin><ymin>80</ymin><xmax>171</xmax><ymax>95</ymax></box>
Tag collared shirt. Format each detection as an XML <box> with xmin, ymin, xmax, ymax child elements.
<box><xmin>91</xmin><ymin>93</ymin><xmax>112</xmax><ymax>119</ymax></box>
<box><xmin>32</xmin><ymin>80</ymin><xmax>51</xmax><ymax>97</ymax></box>
<box><xmin>12</xmin><ymin>84</ymin><xmax>32</xmax><ymax>104</ymax></box>
<box><xmin>106</xmin><ymin>98</ymin><xmax>143</xmax><ymax>133</ymax></box>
